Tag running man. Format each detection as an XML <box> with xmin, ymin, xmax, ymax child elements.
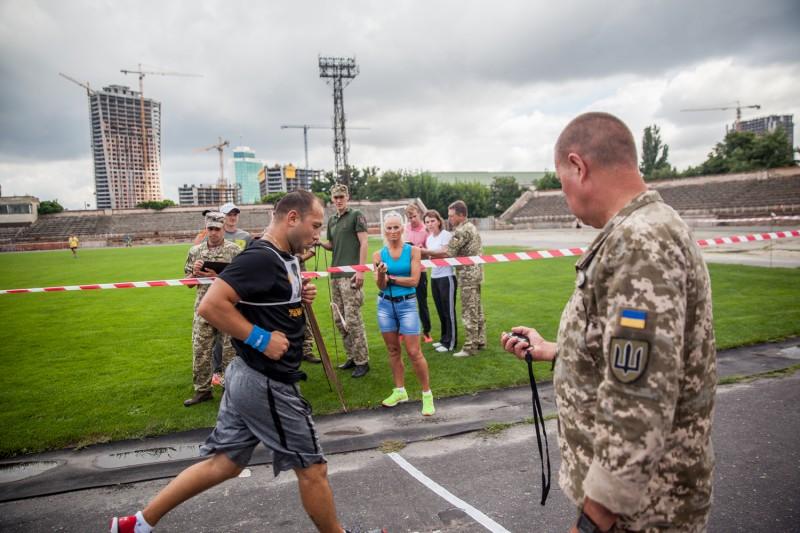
<box><xmin>110</xmin><ymin>190</ymin><xmax>350</xmax><ymax>533</ymax></box>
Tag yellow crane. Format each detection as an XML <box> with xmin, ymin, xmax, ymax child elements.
<box><xmin>680</xmin><ymin>100</ymin><xmax>761</xmax><ymax>131</ymax></box>
<box><xmin>120</xmin><ymin>64</ymin><xmax>202</xmax><ymax>185</ymax></box>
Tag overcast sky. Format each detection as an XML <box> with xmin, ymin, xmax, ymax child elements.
<box><xmin>1</xmin><ymin>0</ymin><xmax>798</xmax><ymax>209</ymax></box>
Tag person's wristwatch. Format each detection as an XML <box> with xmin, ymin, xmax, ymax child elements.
<box><xmin>576</xmin><ymin>511</ymin><xmax>600</xmax><ymax>533</ymax></box>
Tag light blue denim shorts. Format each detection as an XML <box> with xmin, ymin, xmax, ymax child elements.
<box><xmin>376</xmin><ymin>295</ymin><xmax>421</xmax><ymax>335</ymax></box>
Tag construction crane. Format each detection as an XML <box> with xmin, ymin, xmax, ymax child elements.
<box><xmin>280</xmin><ymin>124</ymin><xmax>370</xmax><ymax>172</ymax></box>
<box><xmin>59</xmin><ymin>72</ymin><xmax>109</xmax><ymax>207</ymax></box>
<box><xmin>120</xmin><ymin>64</ymin><xmax>203</xmax><ymax>185</ymax></box>
<box><xmin>680</xmin><ymin>100</ymin><xmax>761</xmax><ymax>131</ymax></box>
<box><xmin>195</xmin><ymin>137</ymin><xmax>230</xmax><ymax>187</ymax></box>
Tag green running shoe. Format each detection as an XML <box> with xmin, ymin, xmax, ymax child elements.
<box><xmin>382</xmin><ymin>388</ymin><xmax>408</xmax><ymax>407</ymax></box>
<box><xmin>421</xmin><ymin>391</ymin><xmax>435</xmax><ymax>416</ymax></box>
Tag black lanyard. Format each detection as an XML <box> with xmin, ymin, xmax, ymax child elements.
<box><xmin>525</xmin><ymin>352</ymin><xmax>551</xmax><ymax>505</ymax></box>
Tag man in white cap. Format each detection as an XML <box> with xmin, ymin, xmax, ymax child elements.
<box><xmin>219</xmin><ymin>202</ymin><xmax>252</xmax><ymax>250</ymax></box>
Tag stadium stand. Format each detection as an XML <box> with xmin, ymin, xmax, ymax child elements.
<box><xmin>502</xmin><ymin>167</ymin><xmax>800</xmax><ymax>226</ymax></box>
<box><xmin>2</xmin><ymin>198</ymin><xmax>426</xmax><ymax>251</ymax></box>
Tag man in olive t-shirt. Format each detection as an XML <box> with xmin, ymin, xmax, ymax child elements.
<box><xmin>319</xmin><ymin>184</ymin><xmax>370</xmax><ymax>378</ymax></box>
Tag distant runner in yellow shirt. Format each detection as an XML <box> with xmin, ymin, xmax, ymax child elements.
<box><xmin>68</xmin><ymin>235</ymin><xmax>79</xmax><ymax>258</ymax></box>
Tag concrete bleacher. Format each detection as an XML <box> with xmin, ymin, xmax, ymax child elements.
<box><xmin>6</xmin><ymin>198</ymin><xmax>426</xmax><ymax>249</ymax></box>
<box><xmin>502</xmin><ymin>167</ymin><xmax>800</xmax><ymax>226</ymax></box>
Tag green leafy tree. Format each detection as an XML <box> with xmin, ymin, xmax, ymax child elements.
<box><xmin>490</xmin><ymin>176</ymin><xmax>523</xmax><ymax>216</ymax></box>
<box><xmin>536</xmin><ymin>171</ymin><xmax>561</xmax><ymax>190</ymax></box>
<box><xmin>640</xmin><ymin>124</ymin><xmax>674</xmax><ymax>180</ymax></box>
<box><xmin>261</xmin><ymin>192</ymin><xmax>288</xmax><ymax>205</ymax></box>
<box><xmin>136</xmin><ymin>199</ymin><xmax>175</xmax><ymax>210</ymax></box>
<box><xmin>37</xmin><ymin>200</ymin><xmax>64</xmax><ymax>215</ymax></box>
<box><xmin>684</xmin><ymin>128</ymin><xmax>796</xmax><ymax>176</ymax></box>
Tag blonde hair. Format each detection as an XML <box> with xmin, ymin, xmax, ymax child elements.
<box><xmin>382</xmin><ymin>211</ymin><xmax>404</xmax><ymax>245</ymax></box>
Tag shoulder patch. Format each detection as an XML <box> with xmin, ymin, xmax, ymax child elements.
<box><xmin>619</xmin><ymin>308</ymin><xmax>647</xmax><ymax>329</ymax></box>
<box><xmin>610</xmin><ymin>338</ymin><xmax>649</xmax><ymax>383</ymax></box>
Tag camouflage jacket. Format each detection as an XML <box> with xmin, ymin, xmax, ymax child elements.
<box><xmin>554</xmin><ymin>190</ymin><xmax>716</xmax><ymax>531</ymax></box>
<box><xmin>447</xmin><ymin>221</ymin><xmax>483</xmax><ymax>285</ymax></box>
<box><xmin>184</xmin><ymin>240</ymin><xmax>242</xmax><ymax>305</ymax></box>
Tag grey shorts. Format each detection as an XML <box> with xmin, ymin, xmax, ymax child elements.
<box><xmin>200</xmin><ymin>357</ymin><xmax>326</xmax><ymax>476</ymax></box>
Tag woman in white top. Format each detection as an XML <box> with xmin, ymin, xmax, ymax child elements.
<box><xmin>420</xmin><ymin>209</ymin><xmax>457</xmax><ymax>352</ymax></box>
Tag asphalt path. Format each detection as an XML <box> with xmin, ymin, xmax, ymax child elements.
<box><xmin>1</xmin><ymin>370</ymin><xmax>798</xmax><ymax>532</ymax></box>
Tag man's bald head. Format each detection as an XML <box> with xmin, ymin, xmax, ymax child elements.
<box><xmin>555</xmin><ymin>112</ymin><xmax>638</xmax><ymax>170</ymax></box>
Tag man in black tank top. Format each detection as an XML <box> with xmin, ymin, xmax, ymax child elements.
<box><xmin>109</xmin><ymin>191</ymin><xmax>351</xmax><ymax>533</ymax></box>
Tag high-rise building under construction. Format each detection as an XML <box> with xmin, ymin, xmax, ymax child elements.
<box><xmin>89</xmin><ymin>85</ymin><xmax>163</xmax><ymax>209</ymax></box>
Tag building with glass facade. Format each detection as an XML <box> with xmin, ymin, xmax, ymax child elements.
<box><xmin>232</xmin><ymin>146</ymin><xmax>263</xmax><ymax>204</ymax></box>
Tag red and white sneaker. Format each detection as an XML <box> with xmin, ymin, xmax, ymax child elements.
<box><xmin>109</xmin><ymin>515</ymin><xmax>137</xmax><ymax>533</ymax></box>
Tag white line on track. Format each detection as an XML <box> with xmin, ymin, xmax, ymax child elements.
<box><xmin>386</xmin><ymin>452</ymin><xmax>511</xmax><ymax>533</ymax></box>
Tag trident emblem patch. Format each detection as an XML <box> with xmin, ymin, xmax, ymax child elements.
<box><xmin>610</xmin><ymin>338</ymin><xmax>649</xmax><ymax>383</ymax></box>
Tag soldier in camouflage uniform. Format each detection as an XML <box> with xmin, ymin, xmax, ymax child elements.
<box><xmin>502</xmin><ymin>112</ymin><xmax>716</xmax><ymax>532</ymax></box>
<box><xmin>320</xmin><ymin>184</ymin><xmax>370</xmax><ymax>378</ymax></box>
<box><xmin>183</xmin><ymin>212</ymin><xmax>243</xmax><ymax>406</ymax></box>
<box><xmin>447</xmin><ymin>200</ymin><xmax>486</xmax><ymax>357</ymax></box>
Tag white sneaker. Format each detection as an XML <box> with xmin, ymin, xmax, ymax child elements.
<box><xmin>432</xmin><ymin>342</ymin><xmax>442</xmax><ymax>348</ymax></box>
<box><xmin>435</xmin><ymin>345</ymin><xmax>449</xmax><ymax>353</ymax></box>
<box><xmin>453</xmin><ymin>350</ymin><xmax>473</xmax><ymax>357</ymax></box>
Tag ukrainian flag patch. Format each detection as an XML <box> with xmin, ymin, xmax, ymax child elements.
<box><xmin>620</xmin><ymin>309</ymin><xmax>647</xmax><ymax>329</ymax></box>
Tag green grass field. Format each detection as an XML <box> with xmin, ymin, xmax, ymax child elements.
<box><xmin>1</xmin><ymin>242</ymin><xmax>799</xmax><ymax>457</ymax></box>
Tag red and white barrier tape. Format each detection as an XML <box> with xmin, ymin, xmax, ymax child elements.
<box><xmin>2</xmin><ymin>229</ymin><xmax>798</xmax><ymax>295</ymax></box>
<box><xmin>689</xmin><ymin>215</ymin><xmax>800</xmax><ymax>224</ymax></box>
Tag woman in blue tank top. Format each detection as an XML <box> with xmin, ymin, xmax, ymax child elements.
<box><xmin>373</xmin><ymin>212</ymin><xmax>435</xmax><ymax>416</ymax></box>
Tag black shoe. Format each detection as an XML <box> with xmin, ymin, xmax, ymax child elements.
<box><xmin>303</xmin><ymin>354</ymin><xmax>322</xmax><ymax>364</ymax></box>
<box><xmin>351</xmin><ymin>363</ymin><xmax>369</xmax><ymax>378</ymax></box>
<box><xmin>338</xmin><ymin>359</ymin><xmax>356</xmax><ymax>370</ymax></box>
<box><xmin>183</xmin><ymin>390</ymin><xmax>212</xmax><ymax>406</ymax></box>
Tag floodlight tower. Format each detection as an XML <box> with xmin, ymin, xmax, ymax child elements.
<box><xmin>319</xmin><ymin>56</ymin><xmax>359</xmax><ymax>185</ymax></box>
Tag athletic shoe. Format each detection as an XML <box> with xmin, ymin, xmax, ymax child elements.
<box><xmin>109</xmin><ymin>515</ymin><xmax>136</xmax><ymax>533</ymax></box>
<box><xmin>435</xmin><ymin>345</ymin><xmax>449</xmax><ymax>353</ymax></box>
<box><xmin>421</xmin><ymin>392</ymin><xmax>435</xmax><ymax>416</ymax></box>
<box><xmin>453</xmin><ymin>350</ymin><xmax>474</xmax><ymax>358</ymax></box>
<box><xmin>432</xmin><ymin>342</ymin><xmax>442</xmax><ymax>348</ymax></box>
<box><xmin>382</xmin><ymin>388</ymin><xmax>409</xmax><ymax>407</ymax></box>
<box><xmin>423</xmin><ymin>334</ymin><xmax>433</xmax><ymax>343</ymax></box>
<box><xmin>211</xmin><ymin>373</ymin><xmax>222</xmax><ymax>386</ymax></box>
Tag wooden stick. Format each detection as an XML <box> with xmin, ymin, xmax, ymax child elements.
<box><xmin>304</xmin><ymin>302</ymin><xmax>348</xmax><ymax>413</ymax></box>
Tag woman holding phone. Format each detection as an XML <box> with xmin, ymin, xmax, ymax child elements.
<box><xmin>373</xmin><ymin>211</ymin><xmax>435</xmax><ymax>416</ymax></box>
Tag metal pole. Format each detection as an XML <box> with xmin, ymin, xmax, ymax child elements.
<box><xmin>303</xmin><ymin>125</ymin><xmax>309</xmax><ymax>172</ymax></box>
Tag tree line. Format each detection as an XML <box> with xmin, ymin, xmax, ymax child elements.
<box><xmin>263</xmin><ymin>169</ymin><xmax>523</xmax><ymax>219</ymax></box>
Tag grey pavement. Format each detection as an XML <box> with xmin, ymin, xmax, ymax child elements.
<box><xmin>479</xmin><ymin>226</ymin><xmax>800</xmax><ymax>268</ymax></box>
<box><xmin>0</xmin><ymin>339</ymin><xmax>799</xmax><ymax>532</ymax></box>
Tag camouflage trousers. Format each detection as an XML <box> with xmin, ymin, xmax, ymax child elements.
<box><xmin>303</xmin><ymin>314</ymin><xmax>315</xmax><ymax>357</ymax></box>
<box><xmin>192</xmin><ymin>312</ymin><xmax>236</xmax><ymax>392</ymax></box>
<box><xmin>331</xmin><ymin>277</ymin><xmax>369</xmax><ymax>365</ymax></box>
<box><xmin>460</xmin><ymin>282</ymin><xmax>486</xmax><ymax>353</ymax></box>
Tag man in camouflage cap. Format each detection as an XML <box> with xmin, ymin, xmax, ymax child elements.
<box><xmin>502</xmin><ymin>112</ymin><xmax>716</xmax><ymax>531</ymax></box>
<box><xmin>183</xmin><ymin>211</ymin><xmax>243</xmax><ymax>406</ymax></box>
<box><xmin>447</xmin><ymin>200</ymin><xmax>486</xmax><ymax>357</ymax></box>
<box><xmin>319</xmin><ymin>183</ymin><xmax>371</xmax><ymax>378</ymax></box>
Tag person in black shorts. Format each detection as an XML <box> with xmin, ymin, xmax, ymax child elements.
<box><xmin>109</xmin><ymin>190</ymin><xmax>349</xmax><ymax>533</ymax></box>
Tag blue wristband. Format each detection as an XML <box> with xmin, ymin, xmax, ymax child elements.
<box><xmin>245</xmin><ymin>325</ymin><xmax>272</xmax><ymax>352</ymax></box>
